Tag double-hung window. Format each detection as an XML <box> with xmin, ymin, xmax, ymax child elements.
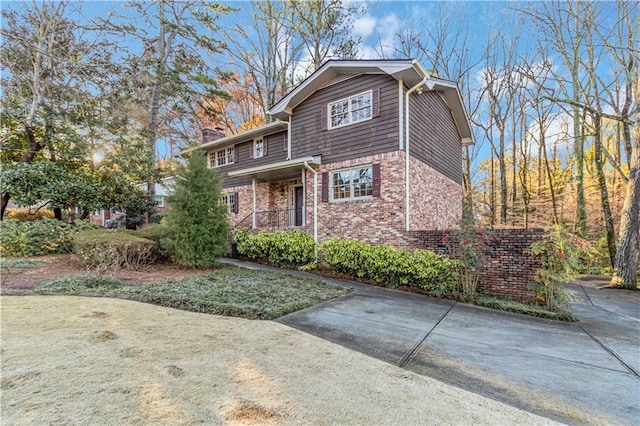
<box><xmin>331</xmin><ymin>165</ymin><xmax>373</xmax><ymax>201</ymax></box>
<box><xmin>254</xmin><ymin>138</ymin><xmax>264</xmax><ymax>158</ymax></box>
<box><xmin>221</xmin><ymin>193</ymin><xmax>236</xmax><ymax>214</ymax></box>
<box><xmin>328</xmin><ymin>90</ymin><xmax>372</xmax><ymax>129</ymax></box>
<box><xmin>208</xmin><ymin>147</ymin><xmax>235</xmax><ymax>168</ymax></box>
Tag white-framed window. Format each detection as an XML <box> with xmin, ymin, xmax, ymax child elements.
<box><xmin>328</xmin><ymin>90</ymin><xmax>372</xmax><ymax>129</ymax></box>
<box><xmin>331</xmin><ymin>165</ymin><xmax>373</xmax><ymax>201</ymax></box>
<box><xmin>221</xmin><ymin>193</ymin><xmax>236</xmax><ymax>214</ymax></box>
<box><xmin>254</xmin><ymin>138</ymin><xmax>264</xmax><ymax>158</ymax></box>
<box><xmin>208</xmin><ymin>147</ymin><xmax>235</xmax><ymax>168</ymax></box>
<box><xmin>154</xmin><ymin>195</ymin><xmax>164</xmax><ymax>207</ymax></box>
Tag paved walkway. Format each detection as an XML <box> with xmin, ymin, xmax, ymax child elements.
<box><xmin>220</xmin><ymin>259</ymin><xmax>640</xmax><ymax>425</ymax></box>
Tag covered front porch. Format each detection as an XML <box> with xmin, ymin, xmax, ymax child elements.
<box><xmin>229</xmin><ymin>156</ymin><xmax>321</xmax><ymax>241</ymax></box>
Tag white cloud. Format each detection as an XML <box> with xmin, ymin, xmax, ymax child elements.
<box><xmin>353</xmin><ymin>16</ymin><xmax>377</xmax><ymax>38</ymax></box>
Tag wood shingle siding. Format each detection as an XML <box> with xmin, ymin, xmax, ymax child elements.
<box><xmin>409</xmin><ymin>92</ymin><xmax>463</xmax><ymax>183</ymax></box>
<box><xmin>209</xmin><ymin>131</ymin><xmax>289</xmax><ymax>189</ymax></box>
<box><xmin>291</xmin><ymin>74</ymin><xmax>399</xmax><ymax>163</ymax></box>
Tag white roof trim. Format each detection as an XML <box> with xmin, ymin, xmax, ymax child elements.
<box><xmin>228</xmin><ymin>156</ymin><xmax>321</xmax><ymax>178</ymax></box>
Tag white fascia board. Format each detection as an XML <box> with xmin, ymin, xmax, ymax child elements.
<box><xmin>227</xmin><ymin>156</ymin><xmax>321</xmax><ymax>178</ymax></box>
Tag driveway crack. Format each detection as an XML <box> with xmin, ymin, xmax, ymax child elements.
<box><xmin>398</xmin><ymin>301</ymin><xmax>456</xmax><ymax>368</ymax></box>
<box><xmin>577</xmin><ymin>324</ymin><xmax>640</xmax><ymax>379</ymax></box>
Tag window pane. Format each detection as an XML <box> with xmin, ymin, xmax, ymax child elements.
<box><xmin>332</xmin><ymin>171</ymin><xmax>350</xmax><ymax>199</ymax></box>
<box><xmin>209</xmin><ymin>152</ymin><xmax>216</xmax><ymax>168</ymax></box>
<box><xmin>227</xmin><ymin>148</ymin><xmax>234</xmax><ymax>163</ymax></box>
<box><xmin>351</xmin><ymin>93</ymin><xmax>371</xmax><ymax>123</ymax></box>
<box><xmin>254</xmin><ymin>140</ymin><xmax>264</xmax><ymax>158</ymax></box>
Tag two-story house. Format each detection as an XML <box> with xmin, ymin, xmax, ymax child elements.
<box><xmin>194</xmin><ymin>59</ymin><xmax>474</xmax><ymax>246</ymax></box>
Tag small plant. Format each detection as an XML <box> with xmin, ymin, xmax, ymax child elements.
<box><xmin>529</xmin><ymin>227</ymin><xmax>582</xmax><ymax>310</ymax></box>
<box><xmin>444</xmin><ymin>213</ymin><xmax>492</xmax><ymax>301</ymax></box>
<box><xmin>0</xmin><ymin>258</ymin><xmax>47</xmax><ymax>269</ymax></box>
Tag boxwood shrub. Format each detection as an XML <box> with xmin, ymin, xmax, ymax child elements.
<box><xmin>319</xmin><ymin>238</ymin><xmax>459</xmax><ymax>296</ymax></box>
<box><xmin>234</xmin><ymin>229</ymin><xmax>316</xmax><ymax>268</ymax></box>
<box><xmin>73</xmin><ymin>230</ymin><xmax>157</xmax><ymax>271</ymax></box>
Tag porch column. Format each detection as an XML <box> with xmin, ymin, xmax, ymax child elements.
<box><xmin>252</xmin><ymin>177</ymin><xmax>257</xmax><ymax>228</ymax></box>
<box><xmin>301</xmin><ymin>168</ymin><xmax>306</xmax><ymax>226</ymax></box>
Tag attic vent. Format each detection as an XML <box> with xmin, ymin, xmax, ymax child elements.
<box><xmin>201</xmin><ymin>127</ymin><xmax>225</xmax><ymax>144</ymax></box>
<box><xmin>320</xmin><ymin>73</ymin><xmax>360</xmax><ymax>89</ymax></box>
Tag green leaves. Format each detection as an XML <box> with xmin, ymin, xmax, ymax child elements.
<box><xmin>234</xmin><ymin>229</ymin><xmax>316</xmax><ymax>268</ymax></box>
<box><xmin>163</xmin><ymin>150</ymin><xmax>229</xmax><ymax>268</ymax></box>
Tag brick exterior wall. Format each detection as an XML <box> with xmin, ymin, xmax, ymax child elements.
<box><xmin>409</xmin><ymin>155</ymin><xmax>462</xmax><ymax>230</ymax></box>
<box><xmin>407</xmin><ymin>228</ymin><xmax>545</xmax><ymax>303</ymax></box>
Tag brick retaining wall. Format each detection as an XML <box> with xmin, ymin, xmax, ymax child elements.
<box><xmin>407</xmin><ymin>228</ymin><xmax>545</xmax><ymax>303</ymax></box>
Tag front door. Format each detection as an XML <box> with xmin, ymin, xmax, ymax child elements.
<box><xmin>294</xmin><ymin>186</ymin><xmax>303</xmax><ymax>226</ymax></box>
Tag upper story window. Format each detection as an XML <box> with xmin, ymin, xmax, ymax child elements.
<box><xmin>154</xmin><ymin>195</ymin><xmax>164</xmax><ymax>207</ymax></box>
<box><xmin>331</xmin><ymin>165</ymin><xmax>373</xmax><ymax>201</ymax></box>
<box><xmin>328</xmin><ymin>90</ymin><xmax>372</xmax><ymax>129</ymax></box>
<box><xmin>208</xmin><ymin>147</ymin><xmax>234</xmax><ymax>168</ymax></box>
<box><xmin>254</xmin><ymin>138</ymin><xmax>264</xmax><ymax>158</ymax></box>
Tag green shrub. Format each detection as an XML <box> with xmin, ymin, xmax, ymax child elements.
<box><xmin>135</xmin><ymin>224</ymin><xmax>171</xmax><ymax>257</ymax></box>
<box><xmin>6</xmin><ymin>208</ymin><xmax>55</xmax><ymax>221</ymax></box>
<box><xmin>234</xmin><ymin>229</ymin><xmax>316</xmax><ymax>268</ymax></box>
<box><xmin>72</xmin><ymin>230</ymin><xmax>157</xmax><ymax>272</ymax></box>
<box><xmin>163</xmin><ymin>150</ymin><xmax>229</xmax><ymax>268</ymax></box>
<box><xmin>319</xmin><ymin>238</ymin><xmax>459</xmax><ymax>296</ymax></box>
<box><xmin>0</xmin><ymin>218</ymin><xmax>95</xmax><ymax>257</ymax></box>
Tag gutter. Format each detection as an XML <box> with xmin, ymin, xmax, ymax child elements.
<box><xmin>405</xmin><ymin>75</ymin><xmax>429</xmax><ymax>232</ymax></box>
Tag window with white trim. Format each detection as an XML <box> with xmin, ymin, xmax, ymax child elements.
<box><xmin>253</xmin><ymin>138</ymin><xmax>264</xmax><ymax>158</ymax></box>
<box><xmin>208</xmin><ymin>147</ymin><xmax>234</xmax><ymax>168</ymax></box>
<box><xmin>154</xmin><ymin>195</ymin><xmax>164</xmax><ymax>207</ymax></box>
<box><xmin>331</xmin><ymin>165</ymin><xmax>373</xmax><ymax>201</ymax></box>
<box><xmin>221</xmin><ymin>193</ymin><xmax>236</xmax><ymax>214</ymax></box>
<box><xmin>328</xmin><ymin>90</ymin><xmax>372</xmax><ymax>129</ymax></box>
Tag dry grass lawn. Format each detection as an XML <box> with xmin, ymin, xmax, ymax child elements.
<box><xmin>1</xmin><ymin>296</ymin><xmax>557</xmax><ymax>425</ymax></box>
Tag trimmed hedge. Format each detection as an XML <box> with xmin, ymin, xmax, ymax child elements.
<box><xmin>234</xmin><ymin>229</ymin><xmax>316</xmax><ymax>268</ymax></box>
<box><xmin>6</xmin><ymin>208</ymin><xmax>55</xmax><ymax>222</ymax></box>
<box><xmin>0</xmin><ymin>218</ymin><xmax>95</xmax><ymax>257</ymax></box>
<box><xmin>319</xmin><ymin>238</ymin><xmax>459</xmax><ymax>296</ymax></box>
<box><xmin>73</xmin><ymin>230</ymin><xmax>157</xmax><ymax>271</ymax></box>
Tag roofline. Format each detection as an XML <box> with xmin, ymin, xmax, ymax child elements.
<box><xmin>180</xmin><ymin>120</ymin><xmax>288</xmax><ymax>156</ymax></box>
<box><xmin>227</xmin><ymin>155</ymin><xmax>321</xmax><ymax>178</ymax></box>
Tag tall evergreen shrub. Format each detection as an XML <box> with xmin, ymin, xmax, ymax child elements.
<box><xmin>163</xmin><ymin>150</ymin><xmax>229</xmax><ymax>268</ymax></box>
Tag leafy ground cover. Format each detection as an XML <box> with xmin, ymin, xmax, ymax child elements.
<box><xmin>473</xmin><ymin>294</ymin><xmax>578</xmax><ymax>322</ymax></box>
<box><xmin>37</xmin><ymin>265</ymin><xmax>348</xmax><ymax>320</ymax></box>
<box><xmin>0</xmin><ymin>258</ymin><xmax>47</xmax><ymax>269</ymax></box>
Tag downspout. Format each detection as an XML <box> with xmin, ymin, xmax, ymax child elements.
<box><xmin>287</xmin><ymin>114</ymin><xmax>292</xmax><ymax>160</ymax></box>
<box><xmin>398</xmin><ymin>79</ymin><xmax>404</xmax><ymax>150</ymax></box>
<box><xmin>303</xmin><ymin>161</ymin><xmax>318</xmax><ymax>260</ymax></box>
<box><xmin>405</xmin><ymin>76</ymin><xmax>428</xmax><ymax>231</ymax></box>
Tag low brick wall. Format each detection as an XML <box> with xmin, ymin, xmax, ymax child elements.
<box><xmin>407</xmin><ymin>229</ymin><xmax>545</xmax><ymax>303</ymax></box>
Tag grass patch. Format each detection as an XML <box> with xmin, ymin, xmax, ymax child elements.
<box><xmin>0</xmin><ymin>258</ymin><xmax>47</xmax><ymax>269</ymax></box>
<box><xmin>37</xmin><ymin>265</ymin><xmax>348</xmax><ymax>320</ymax></box>
<box><xmin>473</xmin><ymin>294</ymin><xmax>578</xmax><ymax>322</ymax></box>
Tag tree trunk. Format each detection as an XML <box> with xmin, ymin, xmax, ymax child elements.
<box><xmin>611</xmin><ymin>121</ymin><xmax>639</xmax><ymax>289</ymax></box>
<box><xmin>593</xmin><ymin>115</ymin><xmax>616</xmax><ymax>267</ymax></box>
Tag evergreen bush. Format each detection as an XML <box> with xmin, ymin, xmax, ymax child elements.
<box><xmin>234</xmin><ymin>229</ymin><xmax>316</xmax><ymax>267</ymax></box>
<box><xmin>0</xmin><ymin>218</ymin><xmax>95</xmax><ymax>257</ymax></box>
<box><xmin>163</xmin><ymin>150</ymin><xmax>229</xmax><ymax>268</ymax></box>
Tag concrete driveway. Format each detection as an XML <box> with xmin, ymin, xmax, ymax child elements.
<box><xmin>222</xmin><ymin>259</ymin><xmax>639</xmax><ymax>425</ymax></box>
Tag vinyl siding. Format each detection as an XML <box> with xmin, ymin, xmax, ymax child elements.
<box><xmin>409</xmin><ymin>91</ymin><xmax>463</xmax><ymax>183</ymax></box>
<box><xmin>205</xmin><ymin>131</ymin><xmax>288</xmax><ymax>188</ymax></box>
<box><xmin>291</xmin><ymin>74</ymin><xmax>400</xmax><ymax>163</ymax></box>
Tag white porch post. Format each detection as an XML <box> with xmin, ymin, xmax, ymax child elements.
<box><xmin>252</xmin><ymin>177</ymin><xmax>257</xmax><ymax>228</ymax></box>
<box><xmin>301</xmin><ymin>168</ymin><xmax>306</xmax><ymax>226</ymax></box>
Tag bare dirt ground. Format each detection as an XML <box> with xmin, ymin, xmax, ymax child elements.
<box><xmin>1</xmin><ymin>296</ymin><xmax>558</xmax><ymax>425</ymax></box>
<box><xmin>1</xmin><ymin>254</ymin><xmax>212</xmax><ymax>294</ymax></box>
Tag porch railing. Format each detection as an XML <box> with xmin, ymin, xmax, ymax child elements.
<box><xmin>235</xmin><ymin>208</ymin><xmax>302</xmax><ymax>229</ymax></box>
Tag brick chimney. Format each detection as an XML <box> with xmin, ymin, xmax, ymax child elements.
<box><xmin>201</xmin><ymin>127</ymin><xmax>226</xmax><ymax>144</ymax></box>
